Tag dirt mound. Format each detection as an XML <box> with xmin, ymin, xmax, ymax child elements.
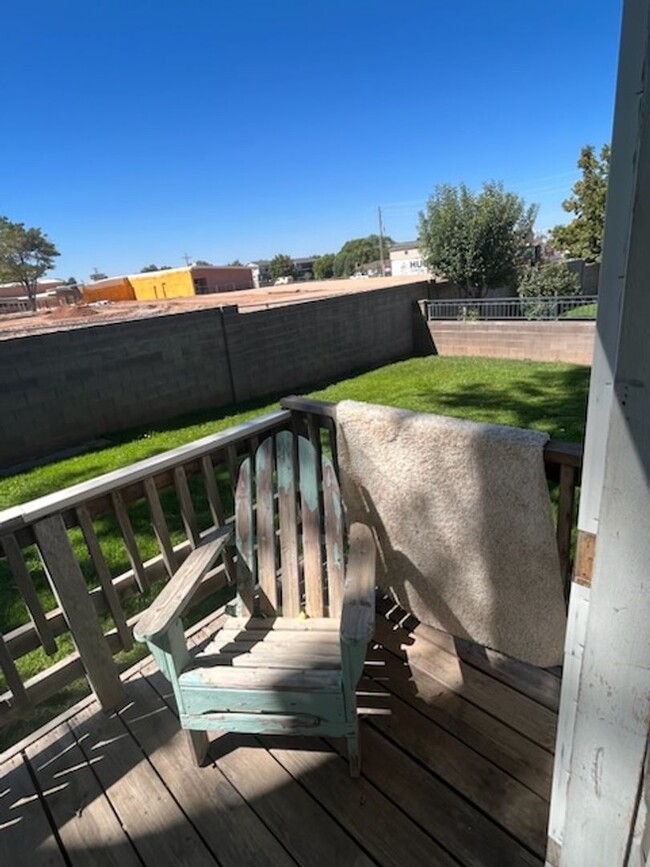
<box><xmin>49</xmin><ymin>305</ymin><xmax>99</xmax><ymax>320</ymax></box>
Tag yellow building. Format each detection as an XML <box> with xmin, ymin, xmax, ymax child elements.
<box><xmin>82</xmin><ymin>265</ymin><xmax>254</xmax><ymax>303</ymax></box>
<box><xmin>128</xmin><ymin>267</ymin><xmax>195</xmax><ymax>300</ymax></box>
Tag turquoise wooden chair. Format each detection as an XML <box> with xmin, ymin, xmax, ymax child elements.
<box><xmin>134</xmin><ymin>431</ymin><xmax>376</xmax><ymax>776</ymax></box>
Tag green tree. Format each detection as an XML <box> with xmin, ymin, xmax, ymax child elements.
<box><xmin>313</xmin><ymin>253</ymin><xmax>336</xmax><ymax>280</ymax></box>
<box><xmin>140</xmin><ymin>264</ymin><xmax>171</xmax><ymax>272</ymax></box>
<box><xmin>269</xmin><ymin>254</ymin><xmax>296</xmax><ymax>280</ymax></box>
<box><xmin>333</xmin><ymin>234</ymin><xmax>394</xmax><ymax>278</ymax></box>
<box><xmin>549</xmin><ymin>144</ymin><xmax>610</xmax><ymax>263</ymax></box>
<box><xmin>418</xmin><ymin>182</ymin><xmax>537</xmax><ymax>298</ymax></box>
<box><xmin>66</xmin><ymin>276</ymin><xmax>78</xmax><ymax>285</ymax></box>
<box><xmin>227</xmin><ymin>259</ymin><xmax>243</xmax><ymax>267</ymax></box>
<box><xmin>0</xmin><ymin>217</ymin><xmax>60</xmax><ymax>310</ymax></box>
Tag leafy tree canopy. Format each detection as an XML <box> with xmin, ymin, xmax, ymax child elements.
<box><xmin>270</xmin><ymin>254</ymin><xmax>296</xmax><ymax>280</ymax></box>
<box><xmin>313</xmin><ymin>252</ymin><xmax>336</xmax><ymax>280</ymax></box>
<box><xmin>140</xmin><ymin>264</ymin><xmax>171</xmax><ymax>272</ymax></box>
<box><xmin>226</xmin><ymin>259</ymin><xmax>243</xmax><ymax>267</ymax></box>
<box><xmin>418</xmin><ymin>182</ymin><xmax>537</xmax><ymax>298</ymax></box>
<box><xmin>0</xmin><ymin>216</ymin><xmax>60</xmax><ymax>310</ymax></box>
<box><xmin>549</xmin><ymin>144</ymin><xmax>610</xmax><ymax>263</ymax></box>
<box><xmin>194</xmin><ymin>259</ymin><xmax>213</xmax><ymax>266</ymax></box>
<box><xmin>333</xmin><ymin>234</ymin><xmax>393</xmax><ymax>278</ymax></box>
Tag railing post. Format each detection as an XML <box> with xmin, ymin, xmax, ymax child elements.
<box><xmin>33</xmin><ymin>514</ymin><xmax>125</xmax><ymax>711</ymax></box>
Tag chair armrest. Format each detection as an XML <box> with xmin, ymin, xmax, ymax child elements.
<box><xmin>340</xmin><ymin>523</ymin><xmax>376</xmax><ymax>644</ymax></box>
<box><xmin>134</xmin><ymin>525</ymin><xmax>233</xmax><ymax>643</ymax></box>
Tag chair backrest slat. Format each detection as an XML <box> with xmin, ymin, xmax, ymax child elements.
<box><xmin>323</xmin><ymin>458</ymin><xmax>344</xmax><ymax>618</ymax></box>
<box><xmin>276</xmin><ymin>430</ymin><xmax>301</xmax><ymax>617</ymax></box>
<box><xmin>299</xmin><ymin>436</ymin><xmax>324</xmax><ymax>617</ymax></box>
<box><xmin>235</xmin><ymin>457</ymin><xmax>255</xmax><ymax>616</ymax></box>
<box><xmin>255</xmin><ymin>437</ymin><xmax>277</xmax><ymax>615</ymax></box>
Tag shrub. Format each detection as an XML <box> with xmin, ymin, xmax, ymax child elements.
<box><xmin>517</xmin><ymin>262</ymin><xmax>581</xmax><ymax>298</ymax></box>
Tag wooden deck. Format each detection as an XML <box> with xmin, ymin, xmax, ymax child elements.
<box><xmin>0</xmin><ymin>602</ymin><xmax>559</xmax><ymax>867</ymax></box>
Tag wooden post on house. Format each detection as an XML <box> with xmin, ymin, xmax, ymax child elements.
<box><xmin>548</xmin><ymin>2</ymin><xmax>650</xmax><ymax>863</ymax></box>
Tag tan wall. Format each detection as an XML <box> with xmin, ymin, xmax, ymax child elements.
<box><xmin>191</xmin><ymin>266</ymin><xmax>254</xmax><ymax>292</ymax></box>
<box><xmin>428</xmin><ymin>320</ymin><xmax>595</xmax><ymax>366</ymax></box>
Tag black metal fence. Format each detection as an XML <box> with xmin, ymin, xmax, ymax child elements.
<box><xmin>426</xmin><ymin>295</ymin><xmax>598</xmax><ymax>321</ymax></box>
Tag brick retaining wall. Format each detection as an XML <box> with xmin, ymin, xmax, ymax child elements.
<box><xmin>428</xmin><ymin>320</ymin><xmax>595</xmax><ymax>365</ymax></box>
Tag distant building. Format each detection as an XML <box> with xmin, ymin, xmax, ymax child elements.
<box><xmin>248</xmin><ymin>256</ymin><xmax>317</xmax><ymax>288</ymax></box>
<box><xmin>293</xmin><ymin>256</ymin><xmax>316</xmax><ymax>281</ymax></box>
<box><xmin>350</xmin><ymin>260</ymin><xmax>386</xmax><ymax>278</ymax></box>
<box><xmin>388</xmin><ymin>242</ymin><xmax>429</xmax><ymax>277</ymax></box>
<box><xmin>0</xmin><ymin>278</ymin><xmax>76</xmax><ymax>311</ymax></box>
<box><xmin>247</xmin><ymin>261</ymin><xmax>271</xmax><ymax>288</ymax></box>
<box><xmin>0</xmin><ymin>278</ymin><xmax>65</xmax><ymax>300</ymax></box>
<box><xmin>82</xmin><ymin>265</ymin><xmax>254</xmax><ymax>303</ymax></box>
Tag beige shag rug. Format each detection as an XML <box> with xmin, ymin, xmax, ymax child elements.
<box><xmin>337</xmin><ymin>400</ymin><xmax>567</xmax><ymax>667</ymax></box>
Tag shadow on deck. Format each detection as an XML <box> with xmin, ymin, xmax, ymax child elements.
<box><xmin>1</xmin><ymin>601</ymin><xmax>558</xmax><ymax>867</ymax></box>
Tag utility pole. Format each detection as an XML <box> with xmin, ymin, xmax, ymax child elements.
<box><xmin>378</xmin><ymin>206</ymin><xmax>386</xmax><ymax>276</ymax></box>
<box><xmin>182</xmin><ymin>252</ymin><xmax>192</xmax><ymax>266</ymax></box>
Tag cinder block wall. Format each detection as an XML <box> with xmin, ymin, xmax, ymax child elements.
<box><xmin>225</xmin><ymin>283</ymin><xmax>426</xmax><ymax>401</ymax></box>
<box><xmin>0</xmin><ymin>309</ymin><xmax>234</xmax><ymax>467</ymax></box>
<box><xmin>428</xmin><ymin>320</ymin><xmax>595</xmax><ymax>366</ymax></box>
<box><xmin>1</xmin><ymin>281</ymin><xmax>431</xmax><ymax>468</ymax></box>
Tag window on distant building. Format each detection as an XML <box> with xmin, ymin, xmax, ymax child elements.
<box><xmin>194</xmin><ymin>277</ymin><xmax>209</xmax><ymax>294</ymax></box>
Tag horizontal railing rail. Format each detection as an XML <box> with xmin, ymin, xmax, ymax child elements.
<box><xmin>426</xmin><ymin>295</ymin><xmax>598</xmax><ymax>321</ymax></box>
<box><xmin>0</xmin><ymin>409</ymin><xmax>295</xmax><ymax>726</ymax></box>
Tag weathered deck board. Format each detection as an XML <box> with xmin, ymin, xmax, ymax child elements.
<box><xmin>374</xmin><ymin>615</ymin><xmax>558</xmax><ymax>751</ymax></box>
<box><xmin>67</xmin><ymin>704</ymin><xmax>218</xmax><ymax>867</ymax></box>
<box><xmin>377</xmin><ymin>598</ymin><xmax>561</xmax><ymax>712</ymax></box>
<box><xmin>330</xmin><ymin>726</ymin><xmax>540</xmax><ymax>867</ymax></box>
<box><xmin>24</xmin><ymin>724</ymin><xmax>141</xmax><ymax>867</ymax></box>
<box><xmin>119</xmin><ymin>677</ymin><xmax>297</xmax><ymax>867</ymax></box>
<box><xmin>266</xmin><ymin>736</ymin><xmax>459</xmax><ymax>867</ymax></box>
<box><xmin>0</xmin><ymin>754</ymin><xmax>66</xmax><ymax>867</ymax></box>
<box><xmin>1</xmin><ymin>606</ymin><xmax>557</xmax><ymax>867</ymax></box>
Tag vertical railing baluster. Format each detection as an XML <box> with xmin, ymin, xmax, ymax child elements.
<box><xmin>173</xmin><ymin>466</ymin><xmax>201</xmax><ymax>549</ymax></box>
<box><xmin>0</xmin><ymin>631</ymin><xmax>29</xmax><ymax>708</ymax></box>
<box><xmin>143</xmin><ymin>476</ymin><xmax>178</xmax><ymax>577</ymax></box>
<box><xmin>0</xmin><ymin>533</ymin><xmax>57</xmax><ymax>655</ymax></box>
<box><xmin>111</xmin><ymin>490</ymin><xmax>148</xmax><ymax>592</ymax></box>
<box><xmin>76</xmin><ymin>504</ymin><xmax>133</xmax><ymax>651</ymax></box>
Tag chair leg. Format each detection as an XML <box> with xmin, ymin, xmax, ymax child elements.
<box><xmin>347</xmin><ymin>732</ymin><xmax>361</xmax><ymax>778</ymax></box>
<box><xmin>184</xmin><ymin>729</ymin><xmax>211</xmax><ymax>767</ymax></box>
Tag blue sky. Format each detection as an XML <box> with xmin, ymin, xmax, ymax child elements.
<box><xmin>1</xmin><ymin>1</ymin><xmax>621</xmax><ymax>280</ymax></box>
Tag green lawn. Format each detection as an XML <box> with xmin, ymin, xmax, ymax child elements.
<box><xmin>315</xmin><ymin>356</ymin><xmax>589</xmax><ymax>442</ymax></box>
<box><xmin>1</xmin><ymin>356</ymin><xmax>589</xmax><ymax>511</ymax></box>
<box><xmin>562</xmin><ymin>303</ymin><xmax>598</xmax><ymax>319</ymax></box>
<box><xmin>0</xmin><ymin>355</ymin><xmax>589</xmax><ymax>749</ymax></box>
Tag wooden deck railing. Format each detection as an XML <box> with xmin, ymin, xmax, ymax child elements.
<box><xmin>0</xmin><ymin>409</ymin><xmax>292</xmax><ymax>724</ymax></box>
<box><xmin>0</xmin><ymin>397</ymin><xmax>583</xmax><ymax>728</ymax></box>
